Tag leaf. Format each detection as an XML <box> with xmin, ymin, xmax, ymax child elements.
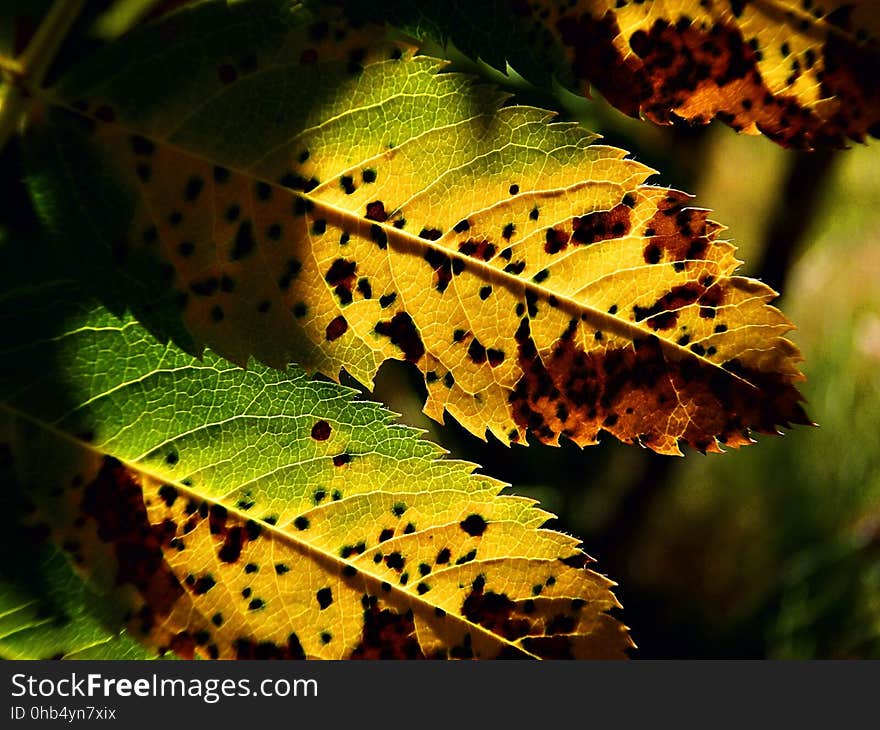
<box><xmin>537</xmin><ymin>0</ymin><xmax>880</xmax><ymax>148</ymax></box>
<box><xmin>24</xmin><ymin>0</ymin><xmax>809</xmax><ymax>454</ymax></box>
<box><xmin>337</xmin><ymin>0</ymin><xmax>880</xmax><ymax>149</ymax></box>
<box><xmin>0</xmin><ymin>277</ymin><xmax>630</xmax><ymax>659</ymax></box>
<box><xmin>0</xmin><ymin>547</ymin><xmax>159</xmax><ymax>660</ymax></box>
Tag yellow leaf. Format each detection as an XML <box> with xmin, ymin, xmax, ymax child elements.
<box><xmin>29</xmin><ymin>1</ymin><xmax>810</xmax><ymax>454</ymax></box>
<box><xmin>523</xmin><ymin>0</ymin><xmax>880</xmax><ymax>148</ymax></box>
<box><xmin>0</xmin><ymin>283</ymin><xmax>630</xmax><ymax>659</ymax></box>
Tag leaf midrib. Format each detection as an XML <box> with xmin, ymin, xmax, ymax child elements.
<box><xmin>33</xmin><ymin>94</ymin><xmax>762</xmax><ymax>395</ymax></box>
<box><xmin>0</xmin><ymin>400</ymin><xmax>541</xmax><ymax>659</ymax></box>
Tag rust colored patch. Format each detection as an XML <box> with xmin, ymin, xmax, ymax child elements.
<box><xmin>350</xmin><ymin>606</ymin><xmax>425</xmax><ymax>659</ymax></box>
<box><xmin>458</xmin><ymin>239</ymin><xmax>497</xmax><ymax>261</ymax></box>
<box><xmin>554</xmin><ymin>9</ymin><xmax>880</xmax><ymax>148</ymax></box>
<box><xmin>571</xmin><ymin>203</ymin><xmax>632</xmax><ymax>245</ymax></box>
<box><xmin>169</xmin><ymin>631</ymin><xmax>196</xmax><ymax>658</ymax></box>
<box><xmin>326</xmin><ymin>315</ymin><xmax>348</xmax><ymax>341</ymax></box>
<box><xmin>699</xmin><ymin>283</ymin><xmax>725</xmax><ymax>317</ymax></box>
<box><xmin>544</xmin><ymin>227</ymin><xmax>570</xmax><ymax>254</ymax></box>
<box><xmin>424</xmin><ymin>249</ymin><xmax>453</xmax><ymax>293</ymax></box>
<box><xmin>632</xmin><ymin>283</ymin><xmax>706</xmax><ymax>332</ymax></box>
<box><xmin>208</xmin><ymin>504</ymin><xmax>227</xmax><ymax>535</ymax></box>
<box><xmin>365</xmin><ymin>200</ymin><xmax>388</xmax><ymax>222</ymax></box>
<box><xmin>234</xmin><ymin>634</ymin><xmax>306</xmax><ymax>659</ymax></box>
<box><xmin>641</xmin><ymin>191</ymin><xmax>717</xmax><ymax>263</ymax></box>
<box><xmin>311</xmin><ymin>420</ymin><xmax>332</xmax><ymax>441</ymax></box>
<box><xmin>556</xmin><ymin>11</ymin><xmax>649</xmax><ymax>117</ymax></box>
<box><xmin>81</xmin><ymin>458</ymin><xmax>184</xmax><ymax>621</ymax></box>
<box><xmin>325</xmin><ymin>258</ymin><xmax>357</xmax><ymax>304</ymax></box>
<box><xmin>325</xmin><ymin>258</ymin><xmax>357</xmax><ymax>289</ymax></box>
<box><xmin>509</xmin><ymin>317</ymin><xmax>809</xmax><ymax>453</ymax></box>
<box><xmin>462</xmin><ymin>578</ymin><xmax>535</xmax><ymax>641</ymax></box>
<box><xmin>374</xmin><ymin>311</ymin><xmax>425</xmax><ymax>362</ymax></box>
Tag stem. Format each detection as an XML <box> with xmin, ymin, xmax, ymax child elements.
<box><xmin>0</xmin><ymin>0</ymin><xmax>85</xmax><ymax>155</ymax></box>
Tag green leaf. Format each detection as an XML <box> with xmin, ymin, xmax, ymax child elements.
<box><xmin>0</xmin><ymin>271</ymin><xmax>630</xmax><ymax>659</ymax></box>
<box><xmin>0</xmin><ymin>547</ymin><xmax>158</xmax><ymax>660</ymax></box>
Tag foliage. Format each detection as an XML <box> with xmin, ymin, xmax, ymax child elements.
<box><xmin>338</xmin><ymin>0</ymin><xmax>880</xmax><ymax>148</ymax></box>
<box><xmin>0</xmin><ymin>0</ymin><xmax>874</xmax><ymax>659</ymax></box>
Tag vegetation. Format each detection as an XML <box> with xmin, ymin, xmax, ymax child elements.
<box><xmin>0</xmin><ymin>0</ymin><xmax>876</xmax><ymax>659</ymax></box>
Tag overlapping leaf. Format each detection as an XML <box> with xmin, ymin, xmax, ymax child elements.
<box><xmin>338</xmin><ymin>0</ymin><xmax>880</xmax><ymax>148</ymax></box>
<box><xmin>24</xmin><ymin>0</ymin><xmax>810</xmax><ymax>453</ymax></box>
<box><xmin>0</xmin><ymin>547</ymin><xmax>157</xmax><ymax>660</ymax></box>
<box><xmin>0</xmin><ymin>420</ymin><xmax>153</xmax><ymax>659</ymax></box>
<box><xmin>0</xmin><ymin>279</ymin><xmax>629</xmax><ymax>659</ymax></box>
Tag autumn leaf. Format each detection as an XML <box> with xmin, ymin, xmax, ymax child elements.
<box><xmin>0</xmin><ymin>277</ymin><xmax>630</xmax><ymax>659</ymax></box>
<box><xmin>337</xmin><ymin>0</ymin><xmax>880</xmax><ymax>149</ymax></box>
<box><xmin>0</xmin><ymin>432</ymin><xmax>157</xmax><ymax>659</ymax></box>
<box><xmin>23</xmin><ymin>0</ymin><xmax>809</xmax><ymax>453</ymax></box>
<box><xmin>0</xmin><ymin>546</ymin><xmax>158</xmax><ymax>660</ymax></box>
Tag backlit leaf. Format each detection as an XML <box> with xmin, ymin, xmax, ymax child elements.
<box><xmin>338</xmin><ymin>0</ymin><xmax>880</xmax><ymax>148</ymax></box>
<box><xmin>0</xmin><ymin>547</ymin><xmax>158</xmax><ymax>660</ymax></box>
<box><xmin>532</xmin><ymin>0</ymin><xmax>880</xmax><ymax>147</ymax></box>
<box><xmin>25</xmin><ymin>0</ymin><xmax>810</xmax><ymax>453</ymax></box>
<box><xmin>0</xmin><ymin>278</ymin><xmax>629</xmax><ymax>659</ymax></box>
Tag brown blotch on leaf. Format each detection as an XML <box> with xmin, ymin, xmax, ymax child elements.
<box><xmin>234</xmin><ymin>633</ymin><xmax>306</xmax><ymax>660</ymax></box>
<box><xmin>458</xmin><ymin>239</ymin><xmax>497</xmax><ymax>261</ymax></box>
<box><xmin>424</xmin><ymin>249</ymin><xmax>453</xmax><ymax>293</ymax></box>
<box><xmin>326</xmin><ymin>316</ymin><xmax>348</xmax><ymax>342</ymax></box>
<box><xmin>544</xmin><ymin>227</ymin><xmax>570</xmax><ymax>254</ymax></box>
<box><xmin>555</xmin><ymin>8</ymin><xmax>879</xmax><ymax>148</ymax></box>
<box><xmin>632</xmin><ymin>283</ymin><xmax>704</xmax><ymax>331</ymax></box>
<box><xmin>311</xmin><ymin>420</ymin><xmax>332</xmax><ymax>441</ymax></box>
<box><xmin>642</xmin><ymin>191</ymin><xmax>714</xmax><ymax>262</ymax></box>
<box><xmin>81</xmin><ymin>458</ymin><xmax>184</xmax><ymax>625</ymax></box>
<box><xmin>462</xmin><ymin>575</ymin><xmax>534</xmax><ymax>641</ymax></box>
<box><xmin>571</xmin><ymin>203</ymin><xmax>632</xmax><ymax>245</ymax></box>
<box><xmin>508</xmin><ymin>313</ymin><xmax>809</xmax><ymax>453</ymax></box>
<box><xmin>208</xmin><ymin>505</ymin><xmax>227</xmax><ymax>535</ymax></box>
<box><xmin>325</xmin><ymin>258</ymin><xmax>357</xmax><ymax>304</ymax></box>
<box><xmin>374</xmin><ymin>312</ymin><xmax>425</xmax><ymax>362</ymax></box>
<box><xmin>351</xmin><ymin>606</ymin><xmax>425</xmax><ymax>659</ymax></box>
<box><xmin>365</xmin><ymin>201</ymin><xmax>388</xmax><ymax>222</ymax></box>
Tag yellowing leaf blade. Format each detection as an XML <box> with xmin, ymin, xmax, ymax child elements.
<box><xmin>338</xmin><ymin>0</ymin><xmax>880</xmax><ymax>148</ymax></box>
<box><xmin>26</xmin><ymin>0</ymin><xmax>810</xmax><ymax>453</ymax></box>
<box><xmin>0</xmin><ymin>279</ymin><xmax>630</xmax><ymax>659</ymax></box>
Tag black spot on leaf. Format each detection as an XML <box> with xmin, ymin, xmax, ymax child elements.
<box><xmin>460</xmin><ymin>514</ymin><xmax>488</xmax><ymax>537</ymax></box>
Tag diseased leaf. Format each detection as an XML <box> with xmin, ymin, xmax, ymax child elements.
<box><xmin>337</xmin><ymin>0</ymin><xmax>880</xmax><ymax>149</ymax></box>
<box><xmin>0</xmin><ymin>278</ymin><xmax>629</xmax><ymax>659</ymax></box>
<box><xmin>25</xmin><ymin>0</ymin><xmax>809</xmax><ymax>453</ymax></box>
<box><xmin>530</xmin><ymin>0</ymin><xmax>880</xmax><ymax>148</ymax></box>
<box><xmin>0</xmin><ymin>547</ymin><xmax>158</xmax><ymax>660</ymax></box>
